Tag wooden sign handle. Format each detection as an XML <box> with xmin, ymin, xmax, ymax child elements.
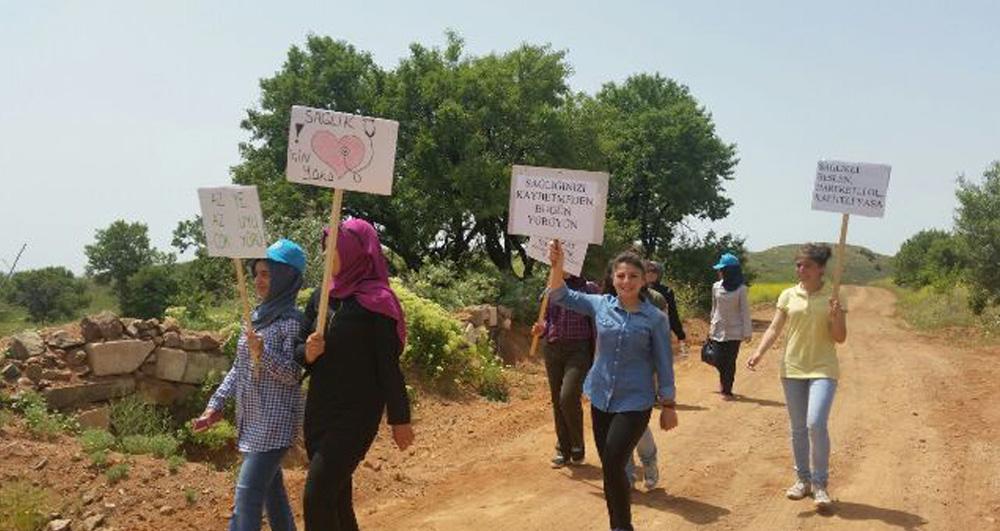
<box><xmin>315</xmin><ymin>188</ymin><xmax>345</xmax><ymax>338</ymax></box>
<box><xmin>830</xmin><ymin>213</ymin><xmax>850</xmax><ymax>300</ymax></box>
<box><xmin>233</xmin><ymin>258</ymin><xmax>258</xmax><ymax>372</ymax></box>
<box><xmin>528</xmin><ymin>239</ymin><xmax>561</xmax><ymax>358</ymax></box>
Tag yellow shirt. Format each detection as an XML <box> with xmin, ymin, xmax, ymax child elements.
<box><xmin>776</xmin><ymin>284</ymin><xmax>845</xmax><ymax>379</ymax></box>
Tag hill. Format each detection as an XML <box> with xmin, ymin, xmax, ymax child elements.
<box><xmin>748</xmin><ymin>243</ymin><xmax>894</xmax><ymax>285</ymax></box>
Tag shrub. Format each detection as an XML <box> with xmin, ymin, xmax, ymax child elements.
<box><xmin>88</xmin><ymin>450</ymin><xmax>109</xmax><ymax>469</ymax></box>
<box><xmin>167</xmin><ymin>454</ymin><xmax>186</xmax><ymax>474</ymax></box>
<box><xmin>401</xmin><ymin>258</ymin><xmax>501</xmax><ymax>311</ymax></box>
<box><xmin>13</xmin><ymin>391</ymin><xmax>65</xmax><ymax>441</ymax></box>
<box><xmin>0</xmin><ymin>481</ymin><xmax>54</xmax><ymax>531</ymax></box>
<box><xmin>119</xmin><ymin>434</ymin><xmax>180</xmax><ymax>458</ymax></box>
<box><xmin>4</xmin><ymin>266</ymin><xmax>90</xmax><ymax>322</ymax></box>
<box><xmin>109</xmin><ymin>395</ymin><xmax>172</xmax><ymax>437</ymax></box>
<box><xmin>119</xmin><ymin>265</ymin><xmax>180</xmax><ymax>319</ymax></box>
<box><xmin>105</xmin><ymin>463</ymin><xmax>129</xmax><ymax>484</ymax></box>
<box><xmin>184</xmin><ymin>487</ymin><xmax>199</xmax><ymax>505</ymax></box>
<box><xmin>80</xmin><ymin>429</ymin><xmax>116</xmax><ymax>454</ymax></box>
<box><xmin>183</xmin><ymin>419</ymin><xmax>237</xmax><ymax>451</ymax></box>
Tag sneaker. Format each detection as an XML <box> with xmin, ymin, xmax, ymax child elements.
<box><xmin>786</xmin><ymin>480</ymin><xmax>811</xmax><ymax>500</ymax></box>
<box><xmin>813</xmin><ymin>487</ymin><xmax>832</xmax><ymax>508</ymax></box>
<box><xmin>550</xmin><ymin>454</ymin><xmax>568</xmax><ymax>469</ymax></box>
<box><xmin>570</xmin><ymin>454</ymin><xmax>585</xmax><ymax>466</ymax></box>
<box><xmin>643</xmin><ymin>464</ymin><xmax>659</xmax><ymax>489</ymax></box>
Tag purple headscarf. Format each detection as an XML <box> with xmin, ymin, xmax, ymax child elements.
<box><xmin>325</xmin><ymin>219</ymin><xmax>407</xmax><ymax>347</ymax></box>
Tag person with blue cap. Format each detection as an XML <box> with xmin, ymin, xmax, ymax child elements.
<box><xmin>708</xmin><ymin>252</ymin><xmax>752</xmax><ymax>400</ymax></box>
<box><xmin>194</xmin><ymin>238</ymin><xmax>307</xmax><ymax>531</ymax></box>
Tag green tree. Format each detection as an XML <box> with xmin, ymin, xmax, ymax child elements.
<box><xmin>171</xmin><ymin>216</ymin><xmax>234</xmax><ymax>301</ymax></box>
<box><xmin>660</xmin><ymin>231</ymin><xmax>752</xmax><ymax>314</ymax></box>
<box><xmin>894</xmin><ymin>229</ymin><xmax>964</xmax><ymax>290</ymax></box>
<box><xmin>119</xmin><ymin>265</ymin><xmax>180</xmax><ymax>319</ymax></box>
<box><xmin>955</xmin><ymin>161</ymin><xmax>1000</xmax><ymax>313</ymax></box>
<box><xmin>5</xmin><ymin>267</ymin><xmax>90</xmax><ymax>322</ymax></box>
<box><xmin>595</xmin><ymin>74</ymin><xmax>739</xmax><ymax>256</ymax></box>
<box><xmin>85</xmin><ymin>220</ymin><xmax>165</xmax><ymax>296</ymax></box>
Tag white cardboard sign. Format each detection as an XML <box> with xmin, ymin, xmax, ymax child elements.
<box><xmin>285</xmin><ymin>105</ymin><xmax>400</xmax><ymax>195</ymax></box>
<box><xmin>812</xmin><ymin>160</ymin><xmax>891</xmax><ymax>218</ymax></box>
<box><xmin>526</xmin><ymin>236</ymin><xmax>587</xmax><ymax>277</ymax></box>
<box><xmin>507</xmin><ymin>165</ymin><xmax>609</xmax><ymax>244</ymax></box>
<box><xmin>197</xmin><ymin>186</ymin><xmax>268</xmax><ymax>258</ymax></box>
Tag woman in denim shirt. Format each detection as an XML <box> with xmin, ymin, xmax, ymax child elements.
<box><xmin>547</xmin><ymin>242</ymin><xmax>678</xmax><ymax>531</ymax></box>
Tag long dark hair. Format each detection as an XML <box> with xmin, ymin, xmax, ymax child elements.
<box><xmin>603</xmin><ymin>251</ymin><xmax>651</xmax><ymax>300</ymax></box>
<box><xmin>720</xmin><ymin>264</ymin><xmax>745</xmax><ymax>292</ymax></box>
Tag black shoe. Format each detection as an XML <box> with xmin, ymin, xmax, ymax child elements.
<box><xmin>550</xmin><ymin>454</ymin><xmax>568</xmax><ymax>468</ymax></box>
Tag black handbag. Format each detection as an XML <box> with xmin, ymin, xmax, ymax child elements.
<box><xmin>701</xmin><ymin>337</ymin><xmax>719</xmax><ymax>367</ymax></box>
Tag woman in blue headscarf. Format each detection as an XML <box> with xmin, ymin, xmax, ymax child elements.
<box><xmin>194</xmin><ymin>239</ymin><xmax>307</xmax><ymax>531</ymax></box>
<box><xmin>708</xmin><ymin>252</ymin><xmax>752</xmax><ymax>400</ymax></box>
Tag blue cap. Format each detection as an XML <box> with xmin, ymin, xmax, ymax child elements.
<box><xmin>712</xmin><ymin>252</ymin><xmax>740</xmax><ymax>270</ymax></box>
<box><xmin>266</xmin><ymin>239</ymin><xmax>307</xmax><ymax>273</ymax></box>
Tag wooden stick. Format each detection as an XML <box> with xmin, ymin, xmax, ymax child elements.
<box><xmin>233</xmin><ymin>258</ymin><xmax>257</xmax><ymax>371</ymax></box>
<box><xmin>315</xmin><ymin>188</ymin><xmax>345</xmax><ymax>337</ymax></box>
<box><xmin>528</xmin><ymin>239</ymin><xmax>560</xmax><ymax>358</ymax></box>
<box><xmin>830</xmin><ymin>213</ymin><xmax>850</xmax><ymax>300</ymax></box>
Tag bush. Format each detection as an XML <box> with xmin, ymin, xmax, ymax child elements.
<box><xmin>401</xmin><ymin>257</ymin><xmax>502</xmax><ymax>311</ymax></box>
<box><xmin>183</xmin><ymin>419</ymin><xmax>237</xmax><ymax>451</ymax></box>
<box><xmin>167</xmin><ymin>454</ymin><xmax>186</xmax><ymax>474</ymax></box>
<box><xmin>894</xmin><ymin>229</ymin><xmax>965</xmax><ymax>291</ymax></box>
<box><xmin>392</xmin><ymin>280</ymin><xmax>509</xmax><ymax>399</ymax></box>
<box><xmin>120</xmin><ymin>434</ymin><xmax>180</xmax><ymax>458</ymax></box>
<box><xmin>105</xmin><ymin>463</ymin><xmax>129</xmax><ymax>484</ymax></box>
<box><xmin>659</xmin><ymin>231</ymin><xmax>753</xmax><ymax>316</ymax></box>
<box><xmin>0</xmin><ymin>481</ymin><xmax>54</xmax><ymax>531</ymax></box>
<box><xmin>88</xmin><ymin>450</ymin><xmax>109</xmax><ymax>469</ymax></box>
<box><xmin>11</xmin><ymin>391</ymin><xmax>69</xmax><ymax>440</ymax></box>
<box><xmin>109</xmin><ymin>395</ymin><xmax>172</xmax><ymax>437</ymax></box>
<box><xmin>80</xmin><ymin>429</ymin><xmax>116</xmax><ymax>454</ymax></box>
<box><xmin>495</xmin><ymin>269</ymin><xmax>548</xmax><ymax>325</ymax></box>
<box><xmin>4</xmin><ymin>266</ymin><xmax>90</xmax><ymax>322</ymax></box>
<box><xmin>120</xmin><ymin>265</ymin><xmax>180</xmax><ymax>319</ymax></box>
<box><xmin>955</xmin><ymin>161</ymin><xmax>1000</xmax><ymax>313</ymax></box>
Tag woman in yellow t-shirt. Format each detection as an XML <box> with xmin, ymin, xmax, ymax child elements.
<box><xmin>746</xmin><ymin>243</ymin><xmax>847</xmax><ymax>509</ymax></box>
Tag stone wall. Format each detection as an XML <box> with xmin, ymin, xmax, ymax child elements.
<box><xmin>1</xmin><ymin>311</ymin><xmax>231</xmax><ymax>413</ymax></box>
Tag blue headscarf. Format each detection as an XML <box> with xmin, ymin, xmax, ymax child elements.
<box><xmin>251</xmin><ymin>260</ymin><xmax>303</xmax><ymax>329</ymax></box>
<box><xmin>720</xmin><ymin>264</ymin><xmax>746</xmax><ymax>292</ymax></box>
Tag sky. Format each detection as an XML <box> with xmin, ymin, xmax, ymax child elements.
<box><xmin>1</xmin><ymin>0</ymin><xmax>998</xmax><ymax>274</ymax></box>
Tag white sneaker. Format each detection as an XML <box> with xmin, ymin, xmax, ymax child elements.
<box><xmin>643</xmin><ymin>464</ymin><xmax>659</xmax><ymax>489</ymax></box>
<box><xmin>786</xmin><ymin>480</ymin><xmax>811</xmax><ymax>500</ymax></box>
<box><xmin>813</xmin><ymin>487</ymin><xmax>832</xmax><ymax>508</ymax></box>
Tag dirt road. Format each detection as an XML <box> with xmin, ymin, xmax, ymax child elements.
<box><xmin>359</xmin><ymin>286</ymin><xmax>1000</xmax><ymax>530</ymax></box>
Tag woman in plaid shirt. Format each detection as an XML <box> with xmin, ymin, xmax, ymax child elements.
<box><xmin>194</xmin><ymin>239</ymin><xmax>306</xmax><ymax>531</ymax></box>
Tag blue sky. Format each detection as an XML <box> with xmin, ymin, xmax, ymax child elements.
<box><xmin>1</xmin><ymin>1</ymin><xmax>997</xmax><ymax>273</ymax></box>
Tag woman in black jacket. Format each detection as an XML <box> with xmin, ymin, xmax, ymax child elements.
<box><xmin>296</xmin><ymin>218</ymin><xmax>414</xmax><ymax>531</ymax></box>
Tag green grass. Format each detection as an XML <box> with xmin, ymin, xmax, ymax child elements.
<box><xmin>105</xmin><ymin>463</ymin><xmax>129</xmax><ymax>484</ymax></box>
<box><xmin>873</xmin><ymin>279</ymin><xmax>977</xmax><ymax>330</ymax></box>
<box><xmin>119</xmin><ymin>434</ymin><xmax>180</xmax><ymax>458</ymax></box>
<box><xmin>749</xmin><ymin>243</ymin><xmax>893</xmax><ymax>285</ymax></box>
<box><xmin>108</xmin><ymin>395</ymin><xmax>172</xmax><ymax>437</ymax></box>
<box><xmin>79</xmin><ymin>429</ymin><xmax>116</xmax><ymax>454</ymax></box>
<box><xmin>748</xmin><ymin>282</ymin><xmax>791</xmax><ymax>306</ymax></box>
<box><xmin>167</xmin><ymin>454</ymin><xmax>186</xmax><ymax>474</ymax></box>
<box><xmin>0</xmin><ymin>278</ymin><xmax>117</xmax><ymax>337</ymax></box>
<box><xmin>0</xmin><ymin>481</ymin><xmax>55</xmax><ymax>531</ymax></box>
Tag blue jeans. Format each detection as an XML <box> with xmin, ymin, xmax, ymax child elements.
<box><xmin>625</xmin><ymin>427</ymin><xmax>657</xmax><ymax>483</ymax></box>
<box><xmin>781</xmin><ymin>378</ymin><xmax>837</xmax><ymax>488</ymax></box>
<box><xmin>229</xmin><ymin>447</ymin><xmax>296</xmax><ymax>531</ymax></box>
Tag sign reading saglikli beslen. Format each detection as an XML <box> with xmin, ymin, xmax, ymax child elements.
<box><xmin>507</xmin><ymin>165</ymin><xmax>609</xmax><ymax>244</ymax></box>
<box><xmin>812</xmin><ymin>160</ymin><xmax>891</xmax><ymax>218</ymax></box>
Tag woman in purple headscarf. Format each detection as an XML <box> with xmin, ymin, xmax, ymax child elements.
<box><xmin>294</xmin><ymin>218</ymin><xmax>414</xmax><ymax>531</ymax></box>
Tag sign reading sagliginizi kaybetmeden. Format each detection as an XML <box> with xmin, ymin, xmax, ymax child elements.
<box><xmin>812</xmin><ymin>160</ymin><xmax>892</xmax><ymax>218</ymax></box>
<box><xmin>507</xmin><ymin>165</ymin><xmax>609</xmax><ymax>244</ymax></box>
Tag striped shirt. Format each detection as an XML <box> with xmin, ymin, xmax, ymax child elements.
<box><xmin>208</xmin><ymin>317</ymin><xmax>304</xmax><ymax>453</ymax></box>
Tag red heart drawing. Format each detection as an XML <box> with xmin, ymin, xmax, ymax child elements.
<box><xmin>311</xmin><ymin>131</ymin><xmax>366</xmax><ymax>178</ymax></box>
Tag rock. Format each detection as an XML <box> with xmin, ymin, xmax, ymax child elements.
<box><xmin>2</xmin><ymin>363</ymin><xmax>20</xmax><ymax>381</ymax></box>
<box><xmin>82</xmin><ymin>489</ymin><xmax>102</xmax><ymax>505</ymax></box>
<box><xmin>10</xmin><ymin>331</ymin><xmax>46</xmax><ymax>359</ymax></box>
<box><xmin>77</xmin><ymin>406</ymin><xmax>111</xmax><ymax>430</ymax></box>
<box><xmin>32</xmin><ymin>457</ymin><xmax>48</xmax><ymax>470</ymax></box>
<box><xmin>81</xmin><ymin>312</ymin><xmax>123</xmax><ymax>342</ymax></box>
<box><xmin>162</xmin><ymin>332</ymin><xmax>182</xmax><ymax>349</ymax></box>
<box><xmin>160</xmin><ymin>317</ymin><xmax>181</xmax><ymax>333</ymax></box>
<box><xmin>153</xmin><ymin>348</ymin><xmax>187</xmax><ymax>382</ymax></box>
<box><xmin>47</xmin><ymin>330</ymin><xmax>86</xmax><ymax>349</ymax></box>
<box><xmin>180</xmin><ymin>334</ymin><xmax>204</xmax><ymax>351</ymax></box>
<box><xmin>82</xmin><ymin>513</ymin><xmax>104</xmax><ymax>531</ymax></box>
<box><xmin>85</xmin><ymin>340</ymin><xmax>155</xmax><ymax>376</ymax></box>
<box><xmin>47</xmin><ymin>519</ymin><xmax>72</xmax><ymax>531</ymax></box>
<box><xmin>43</xmin><ymin>377</ymin><xmax>135</xmax><ymax>409</ymax></box>
<box><xmin>25</xmin><ymin>360</ymin><xmax>44</xmax><ymax>382</ymax></box>
<box><xmin>17</xmin><ymin>376</ymin><xmax>33</xmax><ymax>388</ymax></box>
<box><xmin>68</xmin><ymin>350</ymin><xmax>89</xmax><ymax>366</ymax></box>
<box><xmin>159</xmin><ymin>505</ymin><xmax>174</xmax><ymax>515</ymax></box>
<box><xmin>41</xmin><ymin>369</ymin><xmax>72</xmax><ymax>382</ymax></box>
<box><xmin>136</xmin><ymin>379</ymin><xmax>197</xmax><ymax>405</ymax></box>
<box><xmin>124</xmin><ymin>322</ymin><xmax>140</xmax><ymax>339</ymax></box>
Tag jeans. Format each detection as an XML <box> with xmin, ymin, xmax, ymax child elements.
<box><xmin>715</xmin><ymin>340</ymin><xmax>742</xmax><ymax>395</ymax></box>
<box><xmin>781</xmin><ymin>378</ymin><xmax>838</xmax><ymax>488</ymax></box>
<box><xmin>592</xmin><ymin>406</ymin><xmax>652</xmax><ymax>531</ymax></box>
<box><xmin>543</xmin><ymin>339</ymin><xmax>592</xmax><ymax>459</ymax></box>
<box><xmin>625</xmin><ymin>427</ymin><xmax>657</xmax><ymax>483</ymax></box>
<box><xmin>229</xmin><ymin>447</ymin><xmax>296</xmax><ymax>531</ymax></box>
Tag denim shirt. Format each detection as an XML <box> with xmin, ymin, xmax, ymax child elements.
<box><xmin>550</xmin><ymin>285</ymin><xmax>675</xmax><ymax>412</ymax></box>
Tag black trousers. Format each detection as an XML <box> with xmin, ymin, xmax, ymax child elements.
<box><xmin>591</xmin><ymin>406</ymin><xmax>652</xmax><ymax>531</ymax></box>
<box><xmin>543</xmin><ymin>339</ymin><xmax>592</xmax><ymax>459</ymax></box>
<box><xmin>303</xmin><ymin>411</ymin><xmax>381</xmax><ymax>531</ymax></box>
<box><xmin>715</xmin><ymin>340</ymin><xmax>742</xmax><ymax>395</ymax></box>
